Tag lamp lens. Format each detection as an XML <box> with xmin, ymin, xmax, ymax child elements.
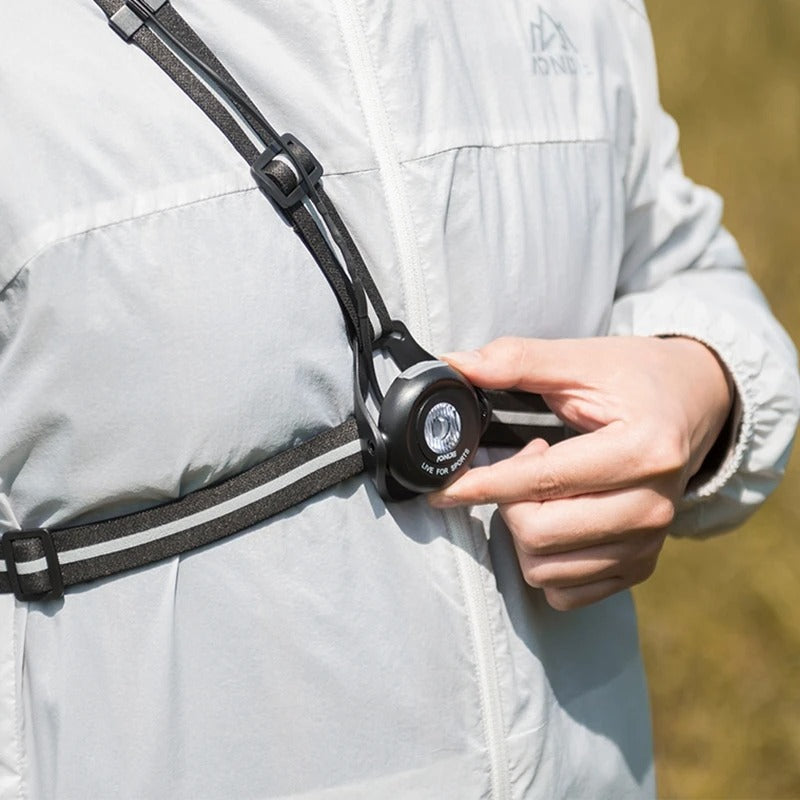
<box><xmin>423</xmin><ymin>402</ymin><xmax>462</xmax><ymax>454</ymax></box>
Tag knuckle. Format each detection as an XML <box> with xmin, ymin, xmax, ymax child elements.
<box><xmin>503</xmin><ymin>505</ymin><xmax>550</xmax><ymax>554</ymax></box>
<box><xmin>529</xmin><ymin>466</ymin><xmax>564</xmax><ymax>500</ymax></box>
<box><xmin>457</xmin><ymin>474</ymin><xmax>495</xmax><ymax>506</ymax></box>
<box><xmin>521</xmin><ymin>557</ymin><xmax>553</xmax><ymax>588</ymax></box>
<box><xmin>522</xmin><ymin>566</ymin><xmax>542</xmax><ymax>589</ymax></box>
<box><xmin>646</xmin><ymin>496</ymin><xmax>676</xmax><ymax>530</ymax></box>
<box><xmin>472</xmin><ymin>488</ymin><xmax>494</xmax><ymax>506</ymax></box>
<box><xmin>544</xmin><ymin>588</ymin><xmax>577</xmax><ymax>612</ymax></box>
<box><xmin>643</xmin><ymin>430</ymin><xmax>689</xmax><ymax>478</ymax></box>
<box><xmin>514</xmin><ymin>526</ymin><xmax>548</xmax><ymax>556</ymax></box>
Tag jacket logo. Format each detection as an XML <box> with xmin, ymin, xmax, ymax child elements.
<box><xmin>530</xmin><ymin>6</ymin><xmax>590</xmax><ymax>77</ymax></box>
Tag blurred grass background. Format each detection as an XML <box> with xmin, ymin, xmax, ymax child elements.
<box><xmin>634</xmin><ymin>2</ymin><xmax>800</xmax><ymax>798</ymax></box>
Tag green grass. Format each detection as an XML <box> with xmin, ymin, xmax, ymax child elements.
<box><xmin>634</xmin><ymin>3</ymin><xmax>800</xmax><ymax>798</ymax></box>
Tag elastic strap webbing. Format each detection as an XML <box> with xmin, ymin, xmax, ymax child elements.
<box><xmin>0</xmin><ymin>420</ymin><xmax>363</xmax><ymax>598</ymax></box>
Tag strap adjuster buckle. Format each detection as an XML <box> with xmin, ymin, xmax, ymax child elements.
<box><xmin>2</xmin><ymin>529</ymin><xmax>64</xmax><ymax>602</ymax></box>
<box><xmin>109</xmin><ymin>0</ymin><xmax>168</xmax><ymax>41</ymax></box>
<box><xmin>251</xmin><ymin>134</ymin><xmax>323</xmax><ymax>209</ymax></box>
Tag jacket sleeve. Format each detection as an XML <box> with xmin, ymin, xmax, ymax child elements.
<box><xmin>607</xmin><ymin>1</ymin><xmax>800</xmax><ymax>537</ymax></box>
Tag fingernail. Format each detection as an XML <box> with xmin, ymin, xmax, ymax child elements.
<box><xmin>441</xmin><ymin>350</ymin><xmax>482</xmax><ymax>365</ymax></box>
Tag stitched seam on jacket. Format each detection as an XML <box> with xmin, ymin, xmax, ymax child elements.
<box><xmin>0</xmin><ymin>165</ymin><xmax>367</xmax><ymax>297</ymax></box>
<box><xmin>2</xmin><ymin>136</ymin><xmax>612</xmax><ymax>297</ymax></box>
<box><xmin>402</xmin><ymin>138</ymin><xmax>611</xmax><ymax>167</ymax></box>
<box><xmin>0</xmin><ymin>182</ymin><xmax>244</xmax><ymax>296</ymax></box>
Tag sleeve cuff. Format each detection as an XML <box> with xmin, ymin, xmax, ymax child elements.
<box><xmin>608</xmin><ymin>287</ymin><xmax>799</xmax><ymax>537</ymax></box>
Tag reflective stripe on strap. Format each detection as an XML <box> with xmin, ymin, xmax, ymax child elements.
<box><xmin>483</xmin><ymin>390</ymin><xmax>566</xmax><ymax>447</ymax></box>
<box><xmin>0</xmin><ymin>421</ymin><xmax>364</xmax><ymax>600</ymax></box>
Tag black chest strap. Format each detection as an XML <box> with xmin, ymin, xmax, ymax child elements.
<box><xmin>1</xmin><ymin>390</ymin><xmax>563</xmax><ymax>602</ymax></box>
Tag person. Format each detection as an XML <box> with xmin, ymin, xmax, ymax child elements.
<box><xmin>1</xmin><ymin>1</ymin><xmax>797</xmax><ymax>798</ymax></box>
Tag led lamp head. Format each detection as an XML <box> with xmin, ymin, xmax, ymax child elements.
<box><xmin>374</xmin><ymin>360</ymin><xmax>489</xmax><ymax>497</ymax></box>
<box><xmin>353</xmin><ymin>321</ymin><xmax>491</xmax><ymax>501</ymax></box>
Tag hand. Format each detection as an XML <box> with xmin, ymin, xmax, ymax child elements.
<box><xmin>428</xmin><ymin>336</ymin><xmax>733</xmax><ymax>611</ymax></box>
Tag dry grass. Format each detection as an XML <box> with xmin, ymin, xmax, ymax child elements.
<box><xmin>634</xmin><ymin>3</ymin><xmax>800</xmax><ymax>798</ymax></box>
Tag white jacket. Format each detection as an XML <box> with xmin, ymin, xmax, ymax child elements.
<box><xmin>1</xmin><ymin>1</ymin><xmax>797</xmax><ymax>798</ymax></box>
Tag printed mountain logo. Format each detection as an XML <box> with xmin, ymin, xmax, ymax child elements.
<box><xmin>530</xmin><ymin>6</ymin><xmax>590</xmax><ymax>77</ymax></box>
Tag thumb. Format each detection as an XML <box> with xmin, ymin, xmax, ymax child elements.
<box><xmin>442</xmin><ymin>337</ymin><xmax>580</xmax><ymax>393</ymax></box>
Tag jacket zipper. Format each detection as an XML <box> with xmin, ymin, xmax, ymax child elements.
<box><xmin>444</xmin><ymin>509</ymin><xmax>513</xmax><ymax>800</ymax></box>
<box><xmin>329</xmin><ymin>0</ymin><xmax>431</xmax><ymax>349</ymax></box>
<box><xmin>330</xmin><ymin>3</ymin><xmax>512</xmax><ymax>797</ymax></box>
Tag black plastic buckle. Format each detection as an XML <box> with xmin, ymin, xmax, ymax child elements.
<box><xmin>250</xmin><ymin>134</ymin><xmax>323</xmax><ymax>209</ymax></box>
<box><xmin>1</xmin><ymin>529</ymin><xmax>64</xmax><ymax>602</ymax></box>
<box><xmin>109</xmin><ymin>0</ymin><xmax>168</xmax><ymax>41</ymax></box>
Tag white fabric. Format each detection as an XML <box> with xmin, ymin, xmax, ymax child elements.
<box><xmin>1</xmin><ymin>0</ymin><xmax>797</xmax><ymax>798</ymax></box>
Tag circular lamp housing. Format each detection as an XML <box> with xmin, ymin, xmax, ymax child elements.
<box><xmin>378</xmin><ymin>361</ymin><xmax>487</xmax><ymax>494</ymax></box>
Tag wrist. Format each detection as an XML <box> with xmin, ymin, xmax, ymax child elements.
<box><xmin>656</xmin><ymin>335</ymin><xmax>735</xmax><ymax>477</ymax></box>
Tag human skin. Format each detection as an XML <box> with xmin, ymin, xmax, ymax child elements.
<box><xmin>428</xmin><ymin>336</ymin><xmax>733</xmax><ymax>611</ymax></box>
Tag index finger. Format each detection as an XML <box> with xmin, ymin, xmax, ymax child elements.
<box><xmin>428</xmin><ymin>421</ymin><xmax>645</xmax><ymax>507</ymax></box>
<box><xmin>442</xmin><ymin>337</ymin><xmax>608</xmax><ymax>395</ymax></box>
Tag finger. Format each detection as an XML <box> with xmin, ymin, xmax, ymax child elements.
<box><xmin>511</xmin><ymin>436</ymin><xmax>551</xmax><ymax>458</ymax></box>
<box><xmin>542</xmin><ymin>580</ymin><xmax>629</xmax><ymax>612</ymax></box>
<box><xmin>500</xmin><ymin>486</ymin><xmax>675</xmax><ymax>555</ymax></box>
<box><xmin>429</xmin><ymin>421</ymin><xmax>672</xmax><ymax>507</ymax></box>
<box><xmin>511</xmin><ymin>534</ymin><xmax>664</xmax><ymax>590</ymax></box>
<box><xmin>441</xmin><ymin>337</ymin><xmax>609</xmax><ymax>394</ymax></box>
<box><xmin>513</xmin><ymin>537</ymin><xmax>622</xmax><ymax>588</ymax></box>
